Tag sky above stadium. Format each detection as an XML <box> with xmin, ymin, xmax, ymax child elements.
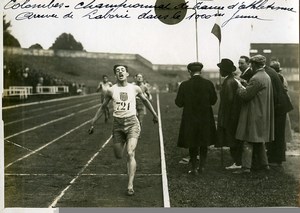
<box><xmin>2</xmin><ymin>0</ymin><xmax>299</xmax><ymax>69</ymax></box>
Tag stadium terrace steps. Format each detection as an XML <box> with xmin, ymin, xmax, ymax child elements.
<box><xmin>4</xmin><ymin>49</ymin><xmax>172</xmax><ymax>89</ymax></box>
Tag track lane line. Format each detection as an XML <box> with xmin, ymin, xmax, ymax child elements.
<box><xmin>2</xmin><ymin>93</ymin><xmax>98</xmax><ymax>110</ymax></box>
<box><xmin>156</xmin><ymin>93</ymin><xmax>170</xmax><ymax>208</ymax></box>
<box><xmin>5</xmin><ymin>173</ymin><xmax>162</xmax><ymax>176</ymax></box>
<box><xmin>4</xmin><ymin>104</ymin><xmax>100</xmax><ymax>140</ymax></box>
<box><xmin>49</xmin><ymin>135</ymin><xmax>113</xmax><ymax>208</ymax></box>
<box><xmin>3</xmin><ymin>95</ymin><xmax>99</xmax><ymax>119</ymax></box>
<box><xmin>4</xmin><ymin>120</ymin><xmax>92</xmax><ymax>169</ymax></box>
<box><xmin>4</xmin><ymin>100</ymin><xmax>78</xmax><ymax>117</ymax></box>
<box><xmin>4</xmin><ymin>139</ymin><xmax>44</xmax><ymax>157</ymax></box>
<box><xmin>4</xmin><ymin>99</ymin><xmax>98</xmax><ymax>126</ymax></box>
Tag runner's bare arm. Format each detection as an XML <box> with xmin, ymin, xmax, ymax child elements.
<box><xmin>136</xmin><ymin>86</ymin><xmax>158</xmax><ymax>124</ymax></box>
<box><xmin>145</xmin><ymin>86</ymin><xmax>152</xmax><ymax>101</ymax></box>
<box><xmin>88</xmin><ymin>90</ymin><xmax>112</xmax><ymax>134</ymax></box>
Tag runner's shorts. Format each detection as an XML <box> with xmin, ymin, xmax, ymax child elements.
<box><xmin>113</xmin><ymin>115</ymin><xmax>141</xmax><ymax>144</ymax></box>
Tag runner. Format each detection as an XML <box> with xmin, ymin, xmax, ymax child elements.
<box><xmin>96</xmin><ymin>75</ymin><xmax>113</xmax><ymax>123</ymax></box>
<box><xmin>133</xmin><ymin>73</ymin><xmax>152</xmax><ymax>127</ymax></box>
<box><xmin>88</xmin><ymin>65</ymin><xmax>158</xmax><ymax>196</ymax></box>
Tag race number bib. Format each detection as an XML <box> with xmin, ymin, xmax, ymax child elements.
<box><xmin>115</xmin><ymin>101</ymin><xmax>131</xmax><ymax>111</ymax></box>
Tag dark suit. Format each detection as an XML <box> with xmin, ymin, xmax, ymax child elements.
<box><xmin>240</xmin><ymin>67</ymin><xmax>254</xmax><ymax>82</ymax></box>
<box><xmin>216</xmin><ymin>74</ymin><xmax>243</xmax><ymax>165</ymax></box>
<box><xmin>175</xmin><ymin>74</ymin><xmax>217</xmax><ymax>169</ymax></box>
<box><xmin>264</xmin><ymin>66</ymin><xmax>293</xmax><ymax>164</ymax></box>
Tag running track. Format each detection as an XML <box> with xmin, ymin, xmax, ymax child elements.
<box><xmin>3</xmin><ymin>93</ymin><xmax>169</xmax><ymax>208</ymax></box>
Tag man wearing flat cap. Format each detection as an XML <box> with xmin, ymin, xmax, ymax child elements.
<box><xmin>175</xmin><ymin>62</ymin><xmax>217</xmax><ymax>175</ymax></box>
<box><xmin>234</xmin><ymin>54</ymin><xmax>275</xmax><ymax>173</ymax></box>
<box><xmin>216</xmin><ymin>58</ymin><xmax>243</xmax><ymax>170</ymax></box>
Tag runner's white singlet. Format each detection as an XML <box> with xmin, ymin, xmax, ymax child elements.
<box><xmin>111</xmin><ymin>83</ymin><xmax>137</xmax><ymax>118</ymax></box>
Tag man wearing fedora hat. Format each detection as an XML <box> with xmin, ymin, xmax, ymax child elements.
<box><xmin>216</xmin><ymin>58</ymin><xmax>243</xmax><ymax>170</ymax></box>
<box><xmin>175</xmin><ymin>62</ymin><xmax>217</xmax><ymax>175</ymax></box>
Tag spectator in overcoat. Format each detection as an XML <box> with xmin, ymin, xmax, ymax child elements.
<box><xmin>175</xmin><ymin>62</ymin><xmax>217</xmax><ymax>175</ymax></box>
<box><xmin>235</xmin><ymin>55</ymin><xmax>275</xmax><ymax>173</ymax></box>
<box><xmin>216</xmin><ymin>59</ymin><xmax>242</xmax><ymax>170</ymax></box>
<box><xmin>265</xmin><ymin>60</ymin><xmax>293</xmax><ymax>166</ymax></box>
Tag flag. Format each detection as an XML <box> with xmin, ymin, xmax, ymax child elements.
<box><xmin>211</xmin><ymin>22</ymin><xmax>221</xmax><ymax>43</ymax></box>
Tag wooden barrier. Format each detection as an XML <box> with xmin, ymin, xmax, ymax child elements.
<box><xmin>2</xmin><ymin>86</ymin><xmax>69</xmax><ymax>99</ymax></box>
<box><xmin>2</xmin><ymin>86</ymin><xmax>33</xmax><ymax>99</ymax></box>
<box><xmin>36</xmin><ymin>86</ymin><xmax>69</xmax><ymax>94</ymax></box>
<box><xmin>36</xmin><ymin>86</ymin><xmax>56</xmax><ymax>94</ymax></box>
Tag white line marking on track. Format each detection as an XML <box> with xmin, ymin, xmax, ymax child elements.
<box><xmin>5</xmin><ymin>120</ymin><xmax>92</xmax><ymax>169</ymax></box>
<box><xmin>4</xmin><ymin>104</ymin><xmax>100</xmax><ymax>140</ymax></box>
<box><xmin>156</xmin><ymin>93</ymin><xmax>170</xmax><ymax>208</ymax></box>
<box><xmin>5</xmin><ymin>174</ymin><xmax>70</xmax><ymax>176</ymax></box>
<box><xmin>49</xmin><ymin>135</ymin><xmax>113</xmax><ymax>208</ymax></box>
<box><xmin>4</xmin><ymin>100</ymin><xmax>73</xmax><ymax>117</ymax></box>
<box><xmin>4</xmin><ymin>139</ymin><xmax>44</xmax><ymax>157</ymax></box>
<box><xmin>4</xmin><ymin>114</ymin><xmax>73</xmax><ymax>140</ymax></box>
<box><xmin>81</xmin><ymin>173</ymin><xmax>162</xmax><ymax>176</ymax></box>
<box><xmin>5</xmin><ymin>173</ymin><xmax>162</xmax><ymax>176</ymax></box>
<box><xmin>4</xmin><ymin>100</ymin><xmax>98</xmax><ymax>126</ymax></box>
<box><xmin>2</xmin><ymin>93</ymin><xmax>98</xmax><ymax>110</ymax></box>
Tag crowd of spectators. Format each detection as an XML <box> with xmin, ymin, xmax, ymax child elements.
<box><xmin>3</xmin><ymin>62</ymin><xmax>82</xmax><ymax>96</ymax></box>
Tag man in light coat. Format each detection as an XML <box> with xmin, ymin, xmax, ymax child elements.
<box><xmin>234</xmin><ymin>55</ymin><xmax>275</xmax><ymax>173</ymax></box>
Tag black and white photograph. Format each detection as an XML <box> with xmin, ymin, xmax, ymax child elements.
<box><xmin>1</xmin><ymin>0</ymin><xmax>299</xmax><ymax>212</ymax></box>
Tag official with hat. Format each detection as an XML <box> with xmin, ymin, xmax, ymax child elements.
<box><xmin>217</xmin><ymin>58</ymin><xmax>236</xmax><ymax>73</ymax></box>
<box><xmin>175</xmin><ymin>61</ymin><xmax>217</xmax><ymax>175</ymax></box>
<box><xmin>216</xmin><ymin>58</ymin><xmax>243</xmax><ymax>170</ymax></box>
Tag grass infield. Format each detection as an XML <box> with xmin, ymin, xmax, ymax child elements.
<box><xmin>160</xmin><ymin>92</ymin><xmax>299</xmax><ymax>207</ymax></box>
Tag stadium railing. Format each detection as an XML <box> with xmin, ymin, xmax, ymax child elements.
<box><xmin>36</xmin><ymin>86</ymin><xmax>69</xmax><ymax>94</ymax></box>
<box><xmin>3</xmin><ymin>86</ymin><xmax>69</xmax><ymax>99</ymax></box>
<box><xmin>2</xmin><ymin>86</ymin><xmax>33</xmax><ymax>99</ymax></box>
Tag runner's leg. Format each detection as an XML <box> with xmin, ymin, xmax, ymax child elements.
<box><xmin>126</xmin><ymin>138</ymin><xmax>138</xmax><ymax>190</ymax></box>
<box><xmin>113</xmin><ymin>142</ymin><xmax>126</xmax><ymax>159</ymax></box>
<box><xmin>103</xmin><ymin>106</ymin><xmax>108</xmax><ymax>123</ymax></box>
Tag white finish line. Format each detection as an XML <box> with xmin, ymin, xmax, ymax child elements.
<box><xmin>156</xmin><ymin>93</ymin><xmax>170</xmax><ymax>208</ymax></box>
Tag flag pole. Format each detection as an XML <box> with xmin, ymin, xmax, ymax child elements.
<box><xmin>219</xmin><ymin>37</ymin><xmax>223</xmax><ymax>167</ymax></box>
<box><xmin>210</xmin><ymin>6</ymin><xmax>223</xmax><ymax>166</ymax></box>
<box><xmin>195</xmin><ymin>0</ymin><xmax>199</xmax><ymax>62</ymax></box>
<box><xmin>216</xmin><ymin>9</ymin><xmax>223</xmax><ymax>167</ymax></box>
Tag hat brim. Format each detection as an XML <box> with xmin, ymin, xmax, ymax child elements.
<box><xmin>217</xmin><ymin>64</ymin><xmax>236</xmax><ymax>72</ymax></box>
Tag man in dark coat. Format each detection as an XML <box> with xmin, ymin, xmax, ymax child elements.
<box><xmin>216</xmin><ymin>59</ymin><xmax>242</xmax><ymax>170</ymax></box>
<box><xmin>175</xmin><ymin>62</ymin><xmax>217</xmax><ymax>175</ymax></box>
<box><xmin>264</xmin><ymin>62</ymin><xmax>293</xmax><ymax>166</ymax></box>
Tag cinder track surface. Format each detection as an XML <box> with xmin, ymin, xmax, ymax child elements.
<box><xmin>4</xmin><ymin>94</ymin><xmax>164</xmax><ymax>207</ymax></box>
